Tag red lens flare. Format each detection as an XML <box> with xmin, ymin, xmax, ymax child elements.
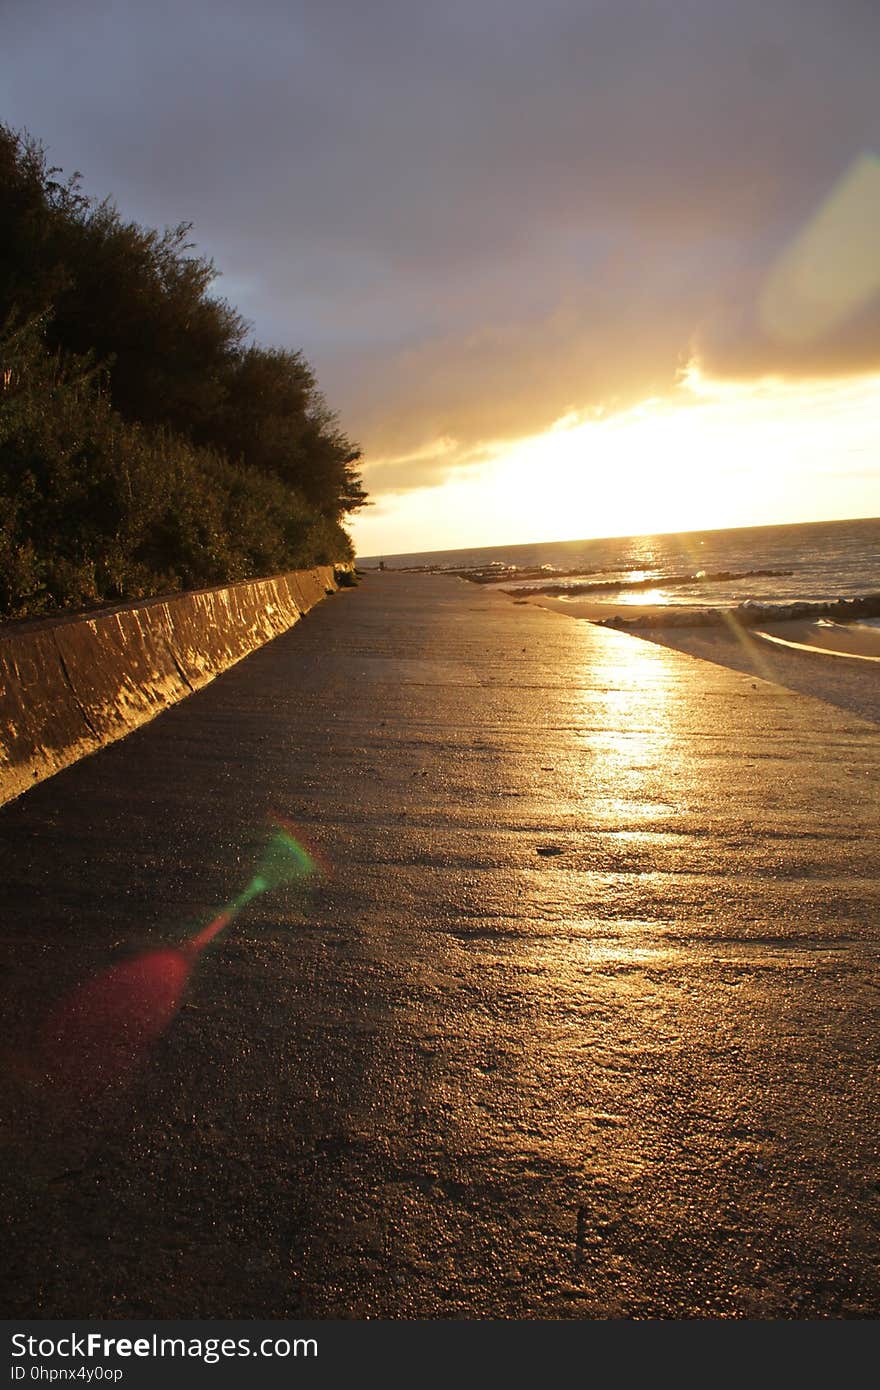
<box><xmin>41</xmin><ymin>945</ymin><xmax>192</xmax><ymax>1097</ymax></box>
<box><xmin>35</xmin><ymin>821</ymin><xmax>321</xmax><ymax>1100</ymax></box>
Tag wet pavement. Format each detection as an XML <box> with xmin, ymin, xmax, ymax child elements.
<box><xmin>2</xmin><ymin>573</ymin><xmax>879</xmax><ymax>1318</ymax></box>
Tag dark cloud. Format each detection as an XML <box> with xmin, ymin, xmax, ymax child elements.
<box><xmin>3</xmin><ymin>0</ymin><xmax>879</xmax><ymax>492</ymax></box>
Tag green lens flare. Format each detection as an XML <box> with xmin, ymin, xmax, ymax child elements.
<box><xmin>232</xmin><ymin>877</ymin><xmax>266</xmax><ymax>909</ymax></box>
<box><xmin>220</xmin><ymin>825</ymin><xmax>321</xmax><ymax>915</ymax></box>
<box><xmin>254</xmin><ymin>827</ymin><xmax>319</xmax><ymax>890</ymax></box>
<box><xmin>229</xmin><ymin>830</ymin><xmax>318</xmax><ymax>911</ymax></box>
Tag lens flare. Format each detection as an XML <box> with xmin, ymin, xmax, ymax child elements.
<box><xmin>252</xmin><ymin>822</ymin><xmax>321</xmax><ymax>891</ymax></box>
<box><xmin>41</xmin><ymin>947</ymin><xmax>192</xmax><ymax>1095</ymax></box>
<box><xmin>37</xmin><ymin>820</ymin><xmax>322</xmax><ymax>1099</ymax></box>
<box><xmin>760</xmin><ymin>152</ymin><xmax>880</xmax><ymax>345</ymax></box>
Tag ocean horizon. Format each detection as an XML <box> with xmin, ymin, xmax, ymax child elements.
<box><xmin>358</xmin><ymin>515</ymin><xmax>880</xmax><ymax>614</ymax></box>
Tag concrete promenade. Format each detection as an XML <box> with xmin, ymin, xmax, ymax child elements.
<box><xmin>2</xmin><ymin>573</ymin><xmax>879</xmax><ymax>1318</ymax></box>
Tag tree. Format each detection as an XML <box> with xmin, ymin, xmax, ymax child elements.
<box><xmin>0</xmin><ymin>123</ymin><xmax>366</xmax><ymax>618</ymax></box>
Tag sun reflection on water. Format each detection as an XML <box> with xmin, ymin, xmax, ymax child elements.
<box><xmin>615</xmin><ymin>587</ymin><xmax>669</xmax><ymax>606</ymax></box>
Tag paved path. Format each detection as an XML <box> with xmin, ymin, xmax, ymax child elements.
<box><xmin>2</xmin><ymin>575</ymin><xmax>879</xmax><ymax>1318</ymax></box>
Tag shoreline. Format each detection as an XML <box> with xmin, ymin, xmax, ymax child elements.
<box><xmin>517</xmin><ymin>594</ymin><xmax>880</xmax><ymax>727</ymax></box>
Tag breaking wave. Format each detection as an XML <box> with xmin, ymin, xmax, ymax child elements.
<box><xmin>503</xmin><ymin>567</ymin><xmax>793</xmax><ymax>599</ymax></box>
<box><xmin>595</xmin><ymin>592</ymin><xmax>880</xmax><ymax>630</ymax></box>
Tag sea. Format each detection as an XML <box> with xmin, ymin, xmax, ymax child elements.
<box><xmin>358</xmin><ymin>517</ymin><xmax>880</xmax><ymax>622</ymax></box>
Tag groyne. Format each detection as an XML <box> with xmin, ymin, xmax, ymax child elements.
<box><xmin>0</xmin><ymin>565</ymin><xmax>340</xmax><ymax>805</ymax></box>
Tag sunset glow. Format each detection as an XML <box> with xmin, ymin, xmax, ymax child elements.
<box><xmin>351</xmin><ymin>367</ymin><xmax>880</xmax><ymax>556</ymax></box>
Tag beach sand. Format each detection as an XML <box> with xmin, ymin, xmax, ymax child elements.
<box><xmin>519</xmin><ymin>594</ymin><xmax>880</xmax><ymax>727</ymax></box>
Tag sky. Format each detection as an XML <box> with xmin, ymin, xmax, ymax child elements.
<box><xmin>2</xmin><ymin>0</ymin><xmax>879</xmax><ymax>555</ymax></box>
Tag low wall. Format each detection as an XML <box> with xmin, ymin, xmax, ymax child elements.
<box><xmin>0</xmin><ymin>566</ymin><xmax>340</xmax><ymax>807</ymax></box>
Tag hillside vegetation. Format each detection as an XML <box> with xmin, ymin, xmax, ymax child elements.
<box><xmin>0</xmin><ymin>125</ymin><xmax>366</xmax><ymax>618</ymax></box>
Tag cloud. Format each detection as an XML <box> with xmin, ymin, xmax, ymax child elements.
<box><xmin>695</xmin><ymin>153</ymin><xmax>880</xmax><ymax>384</ymax></box>
<box><xmin>3</xmin><ymin>0</ymin><xmax>879</xmax><ymax>496</ymax></box>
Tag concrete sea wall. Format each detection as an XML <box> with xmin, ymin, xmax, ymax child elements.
<box><xmin>0</xmin><ymin>565</ymin><xmax>340</xmax><ymax>806</ymax></box>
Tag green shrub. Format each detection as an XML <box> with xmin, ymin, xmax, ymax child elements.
<box><xmin>0</xmin><ymin>124</ymin><xmax>368</xmax><ymax>619</ymax></box>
